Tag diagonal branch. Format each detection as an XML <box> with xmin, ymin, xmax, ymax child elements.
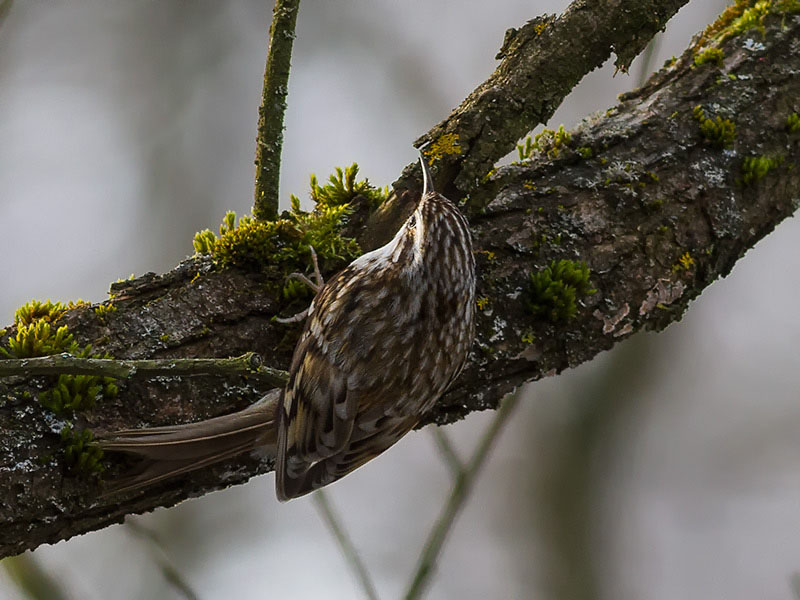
<box><xmin>361</xmin><ymin>0</ymin><xmax>690</xmax><ymax>250</ymax></box>
<box><xmin>0</xmin><ymin>2</ymin><xmax>798</xmax><ymax>559</ymax></box>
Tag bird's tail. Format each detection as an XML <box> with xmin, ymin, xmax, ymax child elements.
<box><xmin>97</xmin><ymin>389</ymin><xmax>280</xmax><ymax>496</ymax></box>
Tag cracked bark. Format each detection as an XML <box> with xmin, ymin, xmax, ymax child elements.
<box><xmin>1</xmin><ymin>6</ymin><xmax>799</xmax><ymax>559</ymax></box>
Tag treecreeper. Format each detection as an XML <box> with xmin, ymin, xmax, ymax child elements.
<box><xmin>99</xmin><ymin>151</ymin><xmax>477</xmax><ymax>500</ymax></box>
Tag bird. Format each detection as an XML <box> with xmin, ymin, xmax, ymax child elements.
<box><xmin>99</xmin><ymin>150</ymin><xmax>476</xmax><ymax>501</ymax></box>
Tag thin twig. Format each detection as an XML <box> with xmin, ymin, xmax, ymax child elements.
<box><xmin>0</xmin><ymin>352</ymin><xmax>288</xmax><ymax>387</ymax></box>
<box><xmin>252</xmin><ymin>0</ymin><xmax>300</xmax><ymax>221</ymax></box>
<box><xmin>313</xmin><ymin>489</ymin><xmax>381</xmax><ymax>600</ymax></box>
<box><xmin>430</xmin><ymin>428</ymin><xmax>463</xmax><ymax>478</ymax></box>
<box><xmin>126</xmin><ymin>519</ymin><xmax>200</xmax><ymax>600</ymax></box>
<box><xmin>404</xmin><ymin>390</ymin><xmax>524</xmax><ymax>600</ymax></box>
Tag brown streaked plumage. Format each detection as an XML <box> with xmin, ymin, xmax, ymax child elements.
<box><xmin>99</xmin><ymin>151</ymin><xmax>476</xmax><ymax>500</ymax></box>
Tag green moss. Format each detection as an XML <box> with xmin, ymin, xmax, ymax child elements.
<box><xmin>193</xmin><ymin>164</ymin><xmax>382</xmax><ymax>281</ymax></box>
<box><xmin>2</xmin><ymin>298</ymin><xmax>115</xmax><ymax>475</ymax></box>
<box><xmin>14</xmin><ymin>299</ymin><xmax>66</xmax><ymax>326</ymax></box>
<box><xmin>775</xmin><ymin>0</ymin><xmax>800</xmax><ymax>12</ymax></box>
<box><xmin>693</xmin><ymin>105</ymin><xmax>736</xmax><ymax>149</ymax></box>
<box><xmin>94</xmin><ymin>303</ymin><xmax>117</xmax><ymax>321</ymax></box>
<box><xmin>699</xmin><ymin>0</ymin><xmax>800</xmax><ymax>45</ymax></box>
<box><xmin>60</xmin><ymin>424</ymin><xmax>105</xmax><ymax>476</ymax></box>
<box><xmin>517</xmin><ymin>136</ymin><xmax>534</xmax><ymax>161</ymax></box>
<box><xmin>517</xmin><ymin>125</ymin><xmax>572</xmax><ymax>161</ymax></box>
<box><xmin>308</xmin><ymin>164</ymin><xmax>388</xmax><ymax>209</ymax></box>
<box><xmin>740</xmin><ymin>154</ymin><xmax>784</xmax><ymax>185</ymax></box>
<box><xmin>694</xmin><ymin>47</ymin><xmax>725</xmax><ymax>67</ymax></box>
<box><xmin>1</xmin><ymin>320</ymin><xmax>77</xmax><ymax>358</ymax></box>
<box><xmin>193</xmin><ymin>228</ymin><xmax>218</xmax><ymax>255</ymax></box>
<box><xmin>577</xmin><ymin>146</ymin><xmax>593</xmax><ymax>159</ymax></box>
<box><xmin>722</xmin><ymin>1</ymin><xmax>771</xmax><ymax>39</ymax></box>
<box><xmin>40</xmin><ymin>374</ymin><xmax>103</xmax><ymax>415</ymax></box>
<box><xmin>523</xmin><ymin>259</ymin><xmax>596</xmax><ymax>322</ymax></box>
<box><xmin>787</xmin><ymin>113</ymin><xmax>800</xmax><ymax>133</ymax></box>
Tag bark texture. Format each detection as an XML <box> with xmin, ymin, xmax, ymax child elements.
<box><xmin>1</xmin><ymin>6</ymin><xmax>799</xmax><ymax>558</ymax></box>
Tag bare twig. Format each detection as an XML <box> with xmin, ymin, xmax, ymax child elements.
<box><xmin>252</xmin><ymin>0</ymin><xmax>301</xmax><ymax>221</ymax></box>
<box><xmin>0</xmin><ymin>352</ymin><xmax>288</xmax><ymax>387</ymax></box>
<box><xmin>126</xmin><ymin>519</ymin><xmax>200</xmax><ymax>600</ymax></box>
<box><xmin>430</xmin><ymin>428</ymin><xmax>463</xmax><ymax>478</ymax></box>
<box><xmin>404</xmin><ymin>390</ymin><xmax>524</xmax><ymax>600</ymax></box>
<box><xmin>313</xmin><ymin>490</ymin><xmax>380</xmax><ymax>600</ymax></box>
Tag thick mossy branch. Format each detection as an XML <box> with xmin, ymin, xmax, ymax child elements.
<box><xmin>363</xmin><ymin>0</ymin><xmax>691</xmax><ymax>251</ymax></box>
<box><xmin>0</xmin><ymin>2</ymin><xmax>799</xmax><ymax>560</ymax></box>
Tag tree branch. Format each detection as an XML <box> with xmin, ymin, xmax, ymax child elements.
<box><xmin>362</xmin><ymin>0</ymin><xmax>690</xmax><ymax>250</ymax></box>
<box><xmin>0</xmin><ymin>3</ymin><xmax>798</xmax><ymax>559</ymax></box>
<box><xmin>0</xmin><ymin>353</ymin><xmax>287</xmax><ymax>388</ymax></box>
<box><xmin>253</xmin><ymin>0</ymin><xmax>300</xmax><ymax>221</ymax></box>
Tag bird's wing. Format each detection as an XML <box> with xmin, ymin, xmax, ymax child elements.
<box><xmin>275</xmin><ymin>307</ymin><xmax>359</xmax><ymax>500</ymax></box>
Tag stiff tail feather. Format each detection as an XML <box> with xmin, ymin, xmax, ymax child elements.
<box><xmin>98</xmin><ymin>390</ymin><xmax>280</xmax><ymax>496</ymax></box>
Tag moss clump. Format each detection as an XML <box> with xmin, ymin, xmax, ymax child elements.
<box><xmin>577</xmin><ymin>146</ymin><xmax>593</xmax><ymax>159</ymax></box>
<box><xmin>307</xmin><ymin>164</ymin><xmax>388</xmax><ymax>209</ymax></box>
<box><xmin>787</xmin><ymin>113</ymin><xmax>800</xmax><ymax>133</ymax></box>
<box><xmin>14</xmin><ymin>299</ymin><xmax>66</xmax><ymax>325</ymax></box>
<box><xmin>94</xmin><ymin>303</ymin><xmax>117</xmax><ymax>323</ymax></box>
<box><xmin>740</xmin><ymin>155</ymin><xmax>784</xmax><ymax>185</ymax></box>
<box><xmin>1</xmin><ymin>320</ymin><xmax>77</xmax><ymax>358</ymax></box>
<box><xmin>775</xmin><ymin>0</ymin><xmax>800</xmax><ymax>12</ymax></box>
<box><xmin>523</xmin><ymin>259</ymin><xmax>596</xmax><ymax>322</ymax></box>
<box><xmin>61</xmin><ymin>424</ymin><xmax>105</xmax><ymax>476</ymax></box>
<box><xmin>1</xmin><ymin>299</ymin><xmax>95</xmax><ymax>358</ymax></box>
<box><xmin>694</xmin><ymin>47</ymin><xmax>725</xmax><ymax>67</ymax></box>
<box><xmin>721</xmin><ymin>0</ymin><xmax>772</xmax><ymax>39</ymax></box>
<box><xmin>1</xmin><ymin>298</ymin><xmax>115</xmax><ymax>476</ymax></box>
<box><xmin>517</xmin><ymin>125</ymin><xmax>572</xmax><ymax>161</ymax></box>
<box><xmin>693</xmin><ymin>106</ymin><xmax>736</xmax><ymax>149</ymax></box>
<box><xmin>39</xmin><ymin>373</ymin><xmax>117</xmax><ymax>415</ymax></box>
<box><xmin>698</xmin><ymin>0</ymin><xmax>799</xmax><ymax>47</ymax></box>
<box><xmin>193</xmin><ymin>164</ymin><xmax>383</xmax><ymax>280</ymax></box>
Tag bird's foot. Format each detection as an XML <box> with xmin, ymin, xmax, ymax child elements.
<box><xmin>275</xmin><ymin>246</ymin><xmax>324</xmax><ymax>324</ymax></box>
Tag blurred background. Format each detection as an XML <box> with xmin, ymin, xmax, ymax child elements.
<box><xmin>3</xmin><ymin>1</ymin><xmax>800</xmax><ymax>598</ymax></box>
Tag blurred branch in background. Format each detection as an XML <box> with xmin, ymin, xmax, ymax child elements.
<box><xmin>313</xmin><ymin>490</ymin><xmax>380</xmax><ymax>600</ymax></box>
<box><xmin>404</xmin><ymin>390</ymin><xmax>523</xmax><ymax>600</ymax></box>
<box><xmin>125</xmin><ymin>519</ymin><xmax>200</xmax><ymax>600</ymax></box>
<box><xmin>525</xmin><ymin>337</ymin><xmax>660</xmax><ymax>599</ymax></box>
<box><xmin>430</xmin><ymin>428</ymin><xmax>464</xmax><ymax>478</ymax></box>
<box><xmin>253</xmin><ymin>0</ymin><xmax>300</xmax><ymax>221</ymax></box>
<box><xmin>3</xmin><ymin>553</ymin><xmax>71</xmax><ymax>600</ymax></box>
<box><xmin>313</xmin><ymin>390</ymin><xmax>524</xmax><ymax>600</ymax></box>
<box><xmin>0</xmin><ymin>0</ymin><xmax>12</xmax><ymax>31</ymax></box>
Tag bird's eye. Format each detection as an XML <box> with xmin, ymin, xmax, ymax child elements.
<box><xmin>408</xmin><ymin>215</ymin><xmax>417</xmax><ymax>228</ymax></box>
